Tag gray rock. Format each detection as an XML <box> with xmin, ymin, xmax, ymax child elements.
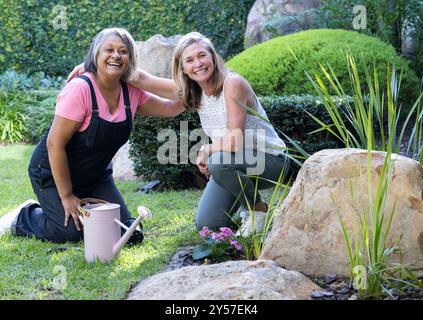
<box><xmin>245</xmin><ymin>0</ymin><xmax>321</xmax><ymax>48</ymax></box>
<box><xmin>127</xmin><ymin>259</ymin><xmax>321</xmax><ymax>300</ymax></box>
<box><xmin>323</xmin><ymin>274</ymin><xmax>337</xmax><ymax>284</ymax></box>
<box><xmin>112</xmin><ymin>142</ymin><xmax>137</xmax><ymax>181</ymax></box>
<box><xmin>311</xmin><ymin>291</ymin><xmax>324</xmax><ymax>299</ymax></box>
<box><xmin>136</xmin><ymin>34</ymin><xmax>183</xmax><ymax>78</ymax></box>
<box><xmin>337</xmin><ymin>287</ymin><xmax>350</xmax><ymax>295</ymax></box>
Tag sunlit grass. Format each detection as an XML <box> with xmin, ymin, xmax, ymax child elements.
<box><xmin>0</xmin><ymin>144</ymin><xmax>202</xmax><ymax>299</ymax></box>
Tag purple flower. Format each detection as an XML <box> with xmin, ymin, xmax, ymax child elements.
<box><xmin>211</xmin><ymin>232</ymin><xmax>226</xmax><ymax>242</ymax></box>
<box><xmin>219</xmin><ymin>227</ymin><xmax>234</xmax><ymax>239</ymax></box>
<box><xmin>199</xmin><ymin>226</ymin><xmax>212</xmax><ymax>238</ymax></box>
<box><xmin>230</xmin><ymin>240</ymin><xmax>242</xmax><ymax>251</ymax></box>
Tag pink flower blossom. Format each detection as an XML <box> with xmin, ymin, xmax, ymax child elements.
<box><xmin>230</xmin><ymin>240</ymin><xmax>242</xmax><ymax>251</ymax></box>
<box><xmin>219</xmin><ymin>227</ymin><xmax>234</xmax><ymax>239</ymax></box>
<box><xmin>211</xmin><ymin>232</ymin><xmax>226</xmax><ymax>242</ymax></box>
<box><xmin>199</xmin><ymin>226</ymin><xmax>212</xmax><ymax>238</ymax></box>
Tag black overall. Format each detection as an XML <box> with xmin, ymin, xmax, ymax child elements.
<box><xmin>17</xmin><ymin>75</ymin><xmax>142</xmax><ymax>244</ymax></box>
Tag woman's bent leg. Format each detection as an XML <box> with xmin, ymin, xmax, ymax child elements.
<box><xmin>15</xmin><ymin>181</ymin><xmax>82</xmax><ymax>243</ymax></box>
<box><xmin>195</xmin><ymin>177</ymin><xmax>240</xmax><ymax>230</ymax></box>
<box><xmin>89</xmin><ymin>173</ymin><xmax>132</xmax><ymax>224</ymax></box>
<box><xmin>207</xmin><ymin>151</ymin><xmax>290</xmax><ymax>210</ymax></box>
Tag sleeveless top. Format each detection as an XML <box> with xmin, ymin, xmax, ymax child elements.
<box><xmin>197</xmin><ymin>74</ymin><xmax>286</xmax><ymax>156</ymax></box>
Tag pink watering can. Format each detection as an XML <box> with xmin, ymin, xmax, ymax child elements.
<box><xmin>77</xmin><ymin>198</ymin><xmax>151</xmax><ymax>263</ymax></box>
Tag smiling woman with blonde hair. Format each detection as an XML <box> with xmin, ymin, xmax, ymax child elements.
<box><xmin>172</xmin><ymin>32</ymin><xmax>227</xmax><ymax>111</ymax></box>
<box><xmin>171</xmin><ymin>32</ymin><xmax>289</xmax><ymax>235</ymax></box>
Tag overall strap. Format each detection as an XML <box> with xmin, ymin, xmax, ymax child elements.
<box><xmin>120</xmin><ymin>80</ymin><xmax>133</xmax><ymax>132</ymax></box>
<box><xmin>77</xmin><ymin>75</ymin><xmax>99</xmax><ymax>147</ymax></box>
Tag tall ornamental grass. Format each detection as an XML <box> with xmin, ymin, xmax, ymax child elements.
<box><xmin>291</xmin><ymin>49</ymin><xmax>423</xmax><ymax>161</ymax></box>
<box><xmin>301</xmin><ymin>51</ymin><xmax>423</xmax><ymax>298</ymax></box>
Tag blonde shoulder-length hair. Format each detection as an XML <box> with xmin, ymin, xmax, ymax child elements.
<box><xmin>172</xmin><ymin>32</ymin><xmax>228</xmax><ymax>112</ymax></box>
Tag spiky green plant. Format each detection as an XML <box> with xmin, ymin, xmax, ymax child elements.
<box><xmin>0</xmin><ymin>90</ymin><xmax>29</xmax><ymax>143</ymax></box>
<box><xmin>290</xmin><ymin>49</ymin><xmax>423</xmax><ymax>160</ymax></box>
<box><xmin>235</xmin><ymin>169</ymin><xmax>291</xmax><ymax>260</ymax></box>
<box><xmin>300</xmin><ymin>51</ymin><xmax>423</xmax><ymax>298</ymax></box>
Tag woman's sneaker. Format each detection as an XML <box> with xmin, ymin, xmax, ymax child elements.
<box><xmin>0</xmin><ymin>199</ymin><xmax>38</xmax><ymax>237</ymax></box>
<box><xmin>235</xmin><ymin>210</ymin><xmax>267</xmax><ymax>237</ymax></box>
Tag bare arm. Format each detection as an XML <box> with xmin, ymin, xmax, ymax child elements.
<box><xmin>129</xmin><ymin>69</ymin><xmax>179</xmax><ymax>100</ymax></box>
<box><xmin>138</xmin><ymin>93</ymin><xmax>185</xmax><ymax>118</ymax></box>
<box><xmin>67</xmin><ymin>65</ymin><xmax>179</xmax><ymax>100</ymax></box>
<box><xmin>46</xmin><ymin>116</ymin><xmax>83</xmax><ymax>230</ymax></box>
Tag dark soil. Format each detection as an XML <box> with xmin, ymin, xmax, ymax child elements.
<box><xmin>309</xmin><ymin>274</ymin><xmax>423</xmax><ymax>300</ymax></box>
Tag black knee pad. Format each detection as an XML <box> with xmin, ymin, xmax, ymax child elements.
<box><xmin>121</xmin><ymin>218</ymin><xmax>144</xmax><ymax>246</ymax></box>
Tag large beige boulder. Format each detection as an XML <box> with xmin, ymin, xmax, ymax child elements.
<box><xmin>127</xmin><ymin>260</ymin><xmax>321</xmax><ymax>300</ymax></box>
<box><xmin>136</xmin><ymin>34</ymin><xmax>183</xmax><ymax>78</ymax></box>
<box><xmin>245</xmin><ymin>0</ymin><xmax>321</xmax><ymax>48</ymax></box>
<box><xmin>112</xmin><ymin>142</ymin><xmax>137</xmax><ymax>181</ymax></box>
<box><xmin>260</xmin><ymin>148</ymin><xmax>423</xmax><ymax>277</ymax></box>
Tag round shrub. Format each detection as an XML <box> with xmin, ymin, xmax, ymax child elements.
<box><xmin>227</xmin><ymin>29</ymin><xmax>420</xmax><ymax>104</ymax></box>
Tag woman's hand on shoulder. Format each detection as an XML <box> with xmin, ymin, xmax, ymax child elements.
<box><xmin>67</xmin><ymin>63</ymin><xmax>85</xmax><ymax>83</ymax></box>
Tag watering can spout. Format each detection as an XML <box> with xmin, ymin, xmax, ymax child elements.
<box><xmin>112</xmin><ymin>206</ymin><xmax>151</xmax><ymax>258</ymax></box>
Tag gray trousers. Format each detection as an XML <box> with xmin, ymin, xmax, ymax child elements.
<box><xmin>195</xmin><ymin>151</ymin><xmax>289</xmax><ymax>230</ymax></box>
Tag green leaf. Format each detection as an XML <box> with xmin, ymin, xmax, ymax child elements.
<box><xmin>192</xmin><ymin>244</ymin><xmax>212</xmax><ymax>260</ymax></box>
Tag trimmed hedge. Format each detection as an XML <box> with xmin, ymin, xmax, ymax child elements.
<box><xmin>227</xmin><ymin>29</ymin><xmax>420</xmax><ymax>104</ymax></box>
<box><xmin>129</xmin><ymin>95</ymin><xmax>351</xmax><ymax>189</ymax></box>
<box><xmin>130</xmin><ymin>112</ymin><xmax>207</xmax><ymax>190</ymax></box>
<box><xmin>0</xmin><ymin>0</ymin><xmax>254</xmax><ymax>76</ymax></box>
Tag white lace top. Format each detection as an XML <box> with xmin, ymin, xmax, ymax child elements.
<box><xmin>197</xmin><ymin>75</ymin><xmax>286</xmax><ymax>155</ymax></box>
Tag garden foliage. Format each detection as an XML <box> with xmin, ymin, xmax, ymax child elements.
<box><xmin>0</xmin><ymin>89</ymin><xmax>58</xmax><ymax>144</ymax></box>
<box><xmin>0</xmin><ymin>0</ymin><xmax>255</xmax><ymax>76</ymax></box>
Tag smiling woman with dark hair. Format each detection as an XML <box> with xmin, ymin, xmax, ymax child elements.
<box><xmin>0</xmin><ymin>27</ymin><xmax>184</xmax><ymax>244</ymax></box>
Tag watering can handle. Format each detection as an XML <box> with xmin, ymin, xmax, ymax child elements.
<box><xmin>77</xmin><ymin>198</ymin><xmax>109</xmax><ymax>217</ymax></box>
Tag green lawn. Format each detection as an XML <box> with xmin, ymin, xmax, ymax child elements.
<box><xmin>0</xmin><ymin>144</ymin><xmax>202</xmax><ymax>299</ymax></box>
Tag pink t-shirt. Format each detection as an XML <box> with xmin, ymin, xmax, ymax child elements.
<box><xmin>55</xmin><ymin>72</ymin><xmax>151</xmax><ymax>132</ymax></box>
